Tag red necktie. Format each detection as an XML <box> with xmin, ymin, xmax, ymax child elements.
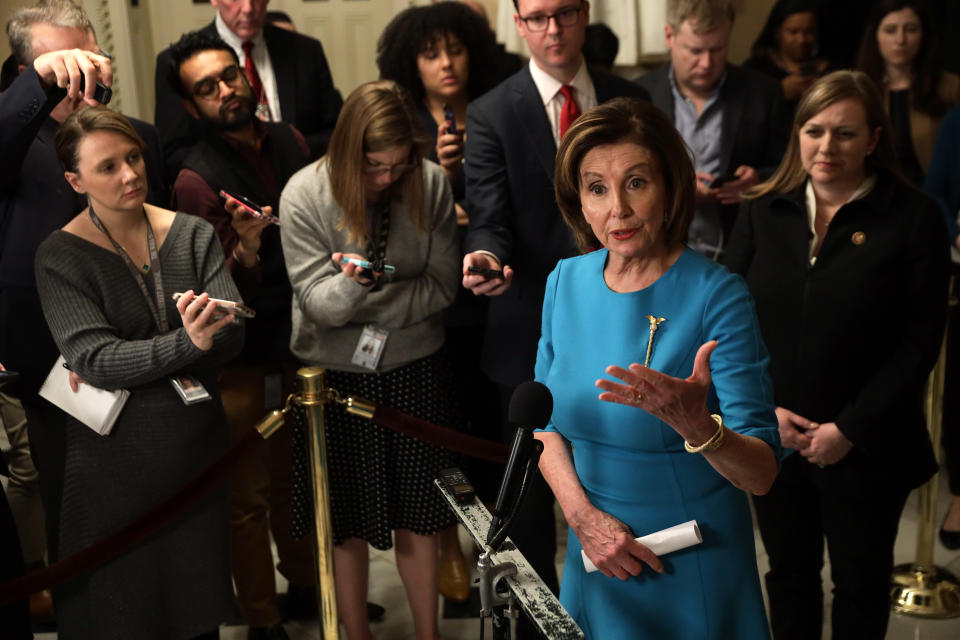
<box><xmin>558</xmin><ymin>85</ymin><xmax>581</xmax><ymax>138</ymax></box>
<box><xmin>241</xmin><ymin>41</ymin><xmax>268</xmax><ymax>114</ymax></box>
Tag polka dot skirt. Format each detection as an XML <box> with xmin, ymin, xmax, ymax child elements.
<box><xmin>290</xmin><ymin>353</ymin><xmax>462</xmax><ymax>550</ymax></box>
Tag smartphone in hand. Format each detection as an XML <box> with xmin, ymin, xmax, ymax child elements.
<box><xmin>339</xmin><ymin>256</ymin><xmax>397</xmax><ymax>274</ymax></box>
<box><xmin>171</xmin><ymin>292</ymin><xmax>256</xmax><ymax>319</ymax></box>
<box><xmin>442</xmin><ymin>103</ymin><xmax>459</xmax><ymax>136</ymax></box>
<box><xmin>709</xmin><ymin>174</ymin><xmax>737</xmax><ymax>189</ymax></box>
<box><xmin>467</xmin><ymin>265</ymin><xmax>504</xmax><ymax>279</ymax></box>
<box><xmin>219</xmin><ymin>190</ymin><xmax>280</xmax><ymax>225</ymax></box>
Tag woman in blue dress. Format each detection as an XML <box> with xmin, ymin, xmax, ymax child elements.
<box><xmin>533</xmin><ymin>98</ymin><xmax>782</xmax><ymax>639</ymax></box>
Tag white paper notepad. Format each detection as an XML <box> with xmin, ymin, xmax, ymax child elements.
<box><xmin>39</xmin><ymin>355</ymin><xmax>129</xmax><ymax>436</ymax></box>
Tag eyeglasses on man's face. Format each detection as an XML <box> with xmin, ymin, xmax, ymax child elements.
<box><xmin>519</xmin><ymin>3</ymin><xmax>583</xmax><ymax>32</ymax></box>
<box><xmin>192</xmin><ymin>64</ymin><xmax>245</xmax><ymax>100</ymax></box>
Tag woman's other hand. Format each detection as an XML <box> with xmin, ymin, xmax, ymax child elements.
<box><xmin>436</xmin><ymin>120</ymin><xmax>465</xmax><ymax>181</ymax></box>
<box><xmin>569</xmin><ymin>505</ymin><xmax>663</xmax><ymax>580</ymax></box>
<box><xmin>176</xmin><ymin>290</ymin><xmax>235</xmax><ymax>351</ymax></box>
<box><xmin>332</xmin><ymin>251</ymin><xmax>381</xmax><ymax>285</ymax></box>
<box><xmin>596</xmin><ymin>340</ymin><xmax>719</xmax><ymax>446</ymax></box>
<box><xmin>800</xmin><ymin>421</ymin><xmax>853</xmax><ymax>466</ymax></box>
<box><xmin>775</xmin><ymin>406</ymin><xmax>816</xmax><ymax>451</ymax></box>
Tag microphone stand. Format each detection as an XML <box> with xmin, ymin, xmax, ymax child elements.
<box><xmin>479</xmin><ymin>440</ymin><xmax>542</xmax><ymax>639</ymax></box>
<box><xmin>434</xmin><ymin>451</ymin><xmax>582</xmax><ymax>639</ymax></box>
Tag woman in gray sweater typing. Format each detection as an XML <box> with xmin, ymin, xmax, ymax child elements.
<box><xmin>280</xmin><ymin>80</ymin><xmax>459</xmax><ymax>640</ymax></box>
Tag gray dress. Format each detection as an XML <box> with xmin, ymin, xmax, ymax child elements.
<box><xmin>34</xmin><ymin>213</ymin><xmax>244</xmax><ymax>640</ymax></box>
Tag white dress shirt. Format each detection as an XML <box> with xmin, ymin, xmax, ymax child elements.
<box><xmin>528</xmin><ymin>57</ymin><xmax>597</xmax><ymax>145</ymax></box>
<box><xmin>215</xmin><ymin>12</ymin><xmax>282</xmax><ymax>122</ymax></box>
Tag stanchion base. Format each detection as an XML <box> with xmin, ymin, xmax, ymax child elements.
<box><xmin>891</xmin><ymin>564</ymin><xmax>960</xmax><ymax>618</ymax></box>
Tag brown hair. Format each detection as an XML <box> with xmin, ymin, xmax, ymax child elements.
<box><xmin>55</xmin><ymin>105</ymin><xmax>145</xmax><ymax>173</ymax></box>
<box><xmin>323</xmin><ymin>80</ymin><xmax>430</xmax><ymax>247</ymax></box>
<box><xmin>747</xmin><ymin>70</ymin><xmax>899</xmax><ymax>199</ymax></box>
<box><xmin>666</xmin><ymin>0</ymin><xmax>735</xmax><ymax>32</ymax></box>
<box><xmin>554</xmin><ymin>97</ymin><xmax>696</xmax><ymax>252</ymax></box>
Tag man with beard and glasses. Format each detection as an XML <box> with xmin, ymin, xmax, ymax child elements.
<box><xmin>168</xmin><ymin>30</ymin><xmax>313</xmax><ymax>640</ymax></box>
<box><xmin>155</xmin><ymin>0</ymin><xmax>342</xmax><ymax>184</ymax></box>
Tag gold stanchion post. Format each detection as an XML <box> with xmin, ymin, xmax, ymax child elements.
<box><xmin>297</xmin><ymin>366</ymin><xmax>340</xmax><ymax>639</ymax></box>
<box><xmin>891</xmin><ymin>283</ymin><xmax>960</xmax><ymax>617</ymax></box>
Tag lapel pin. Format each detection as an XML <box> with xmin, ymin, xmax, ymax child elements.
<box><xmin>851</xmin><ymin>231</ymin><xmax>866</xmax><ymax>245</ymax></box>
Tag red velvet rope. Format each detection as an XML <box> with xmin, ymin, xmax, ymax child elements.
<box><xmin>0</xmin><ymin>428</ymin><xmax>264</xmax><ymax>607</ymax></box>
<box><xmin>372</xmin><ymin>405</ymin><xmax>509</xmax><ymax>464</ymax></box>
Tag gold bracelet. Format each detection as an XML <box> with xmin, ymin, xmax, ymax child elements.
<box><xmin>684</xmin><ymin>414</ymin><xmax>725</xmax><ymax>454</ymax></box>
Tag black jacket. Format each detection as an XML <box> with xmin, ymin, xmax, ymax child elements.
<box><xmin>724</xmin><ymin>173</ymin><xmax>948</xmax><ymax>490</ymax></box>
<box><xmin>463</xmin><ymin>66</ymin><xmax>648</xmax><ymax>386</ymax></box>
<box><xmin>154</xmin><ymin>22</ymin><xmax>342</xmax><ymax>181</ymax></box>
<box><xmin>0</xmin><ymin>67</ymin><xmax>165</xmax><ymax>401</ymax></box>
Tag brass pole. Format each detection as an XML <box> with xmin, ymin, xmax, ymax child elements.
<box><xmin>891</xmin><ymin>279</ymin><xmax>960</xmax><ymax>617</ymax></box>
<box><xmin>297</xmin><ymin>366</ymin><xmax>340</xmax><ymax>638</ymax></box>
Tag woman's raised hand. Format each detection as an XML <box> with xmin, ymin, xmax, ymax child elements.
<box><xmin>176</xmin><ymin>290</ymin><xmax>235</xmax><ymax>351</ymax></box>
<box><xmin>596</xmin><ymin>340</ymin><xmax>720</xmax><ymax>446</ymax></box>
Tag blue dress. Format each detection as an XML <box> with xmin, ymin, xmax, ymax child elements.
<box><xmin>535</xmin><ymin>248</ymin><xmax>781</xmax><ymax>640</ymax></box>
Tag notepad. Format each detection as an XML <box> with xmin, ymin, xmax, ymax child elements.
<box><xmin>39</xmin><ymin>355</ymin><xmax>129</xmax><ymax>436</ymax></box>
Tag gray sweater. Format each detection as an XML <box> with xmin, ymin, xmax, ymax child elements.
<box><xmin>34</xmin><ymin>213</ymin><xmax>244</xmax><ymax>389</ymax></box>
<box><xmin>280</xmin><ymin>159</ymin><xmax>458</xmax><ymax>372</ymax></box>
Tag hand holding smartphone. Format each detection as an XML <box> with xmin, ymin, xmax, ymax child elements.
<box><xmin>219</xmin><ymin>190</ymin><xmax>280</xmax><ymax>225</ymax></box>
<box><xmin>709</xmin><ymin>173</ymin><xmax>737</xmax><ymax>189</ymax></box>
<box><xmin>171</xmin><ymin>292</ymin><xmax>256</xmax><ymax>318</ymax></box>
<box><xmin>442</xmin><ymin>103</ymin><xmax>459</xmax><ymax>136</ymax></box>
<box><xmin>339</xmin><ymin>256</ymin><xmax>397</xmax><ymax>274</ymax></box>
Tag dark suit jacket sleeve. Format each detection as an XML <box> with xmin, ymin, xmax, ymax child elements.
<box><xmin>835</xmin><ymin>198</ymin><xmax>949</xmax><ymax>448</ymax></box>
<box><xmin>722</xmin><ymin>199</ymin><xmax>757</xmax><ymax>276</ymax></box>
<box><xmin>463</xmin><ymin>100</ymin><xmax>515</xmax><ymax>264</ymax></box>
<box><xmin>294</xmin><ymin>34</ymin><xmax>341</xmax><ymax>159</ymax></box>
<box><xmin>128</xmin><ymin>117</ymin><xmax>168</xmax><ymax>207</ymax></box>
<box><xmin>154</xmin><ymin>46</ymin><xmax>195</xmax><ymax>185</ymax></box>
<box><xmin>0</xmin><ymin>67</ymin><xmax>60</xmax><ymax>194</ymax></box>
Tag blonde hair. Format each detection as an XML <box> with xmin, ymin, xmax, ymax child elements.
<box><xmin>323</xmin><ymin>80</ymin><xmax>430</xmax><ymax>247</ymax></box>
<box><xmin>666</xmin><ymin>0</ymin><xmax>735</xmax><ymax>32</ymax></box>
<box><xmin>747</xmin><ymin>70</ymin><xmax>899</xmax><ymax>199</ymax></box>
<box><xmin>554</xmin><ymin>97</ymin><xmax>696</xmax><ymax>252</ymax></box>
<box><xmin>55</xmin><ymin>105</ymin><xmax>145</xmax><ymax>173</ymax></box>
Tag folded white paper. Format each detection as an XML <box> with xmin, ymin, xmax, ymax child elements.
<box><xmin>39</xmin><ymin>355</ymin><xmax>129</xmax><ymax>436</ymax></box>
<box><xmin>582</xmin><ymin>519</ymin><xmax>703</xmax><ymax>573</ymax></box>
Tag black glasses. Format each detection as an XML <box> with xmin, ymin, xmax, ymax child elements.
<box><xmin>519</xmin><ymin>3</ymin><xmax>583</xmax><ymax>32</ymax></box>
<box><xmin>193</xmin><ymin>65</ymin><xmax>245</xmax><ymax>99</ymax></box>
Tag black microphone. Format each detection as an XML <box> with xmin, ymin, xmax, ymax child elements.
<box><xmin>486</xmin><ymin>380</ymin><xmax>553</xmax><ymax>546</ymax></box>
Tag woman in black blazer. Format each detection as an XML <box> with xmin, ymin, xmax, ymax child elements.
<box><xmin>725</xmin><ymin>70</ymin><xmax>950</xmax><ymax>640</ymax></box>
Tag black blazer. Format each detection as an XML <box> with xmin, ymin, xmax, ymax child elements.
<box><xmin>635</xmin><ymin>63</ymin><xmax>787</xmax><ymax>177</ymax></box>
<box><xmin>154</xmin><ymin>22</ymin><xmax>343</xmax><ymax>181</ymax></box>
<box><xmin>0</xmin><ymin>67</ymin><xmax>166</xmax><ymax>400</ymax></box>
<box><xmin>463</xmin><ymin>66</ymin><xmax>648</xmax><ymax>386</ymax></box>
<box><xmin>724</xmin><ymin>175</ymin><xmax>948</xmax><ymax>491</ymax></box>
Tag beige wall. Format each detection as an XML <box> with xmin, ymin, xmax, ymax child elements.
<box><xmin>0</xmin><ymin>0</ymin><xmax>18</xmax><ymax>64</ymax></box>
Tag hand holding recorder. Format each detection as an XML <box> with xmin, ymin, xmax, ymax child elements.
<box><xmin>33</xmin><ymin>48</ymin><xmax>113</xmax><ymax>106</ymax></box>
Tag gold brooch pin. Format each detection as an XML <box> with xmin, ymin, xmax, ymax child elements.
<box><xmin>851</xmin><ymin>231</ymin><xmax>866</xmax><ymax>245</ymax></box>
<box><xmin>644</xmin><ymin>315</ymin><xmax>666</xmax><ymax>367</ymax></box>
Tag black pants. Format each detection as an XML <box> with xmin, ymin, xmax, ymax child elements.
<box><xmin>22</xmin><ymin>398</ymin><xmax>67</xmax><ymax>563</ymax></box>
<box><xmin>942</xmin><ymin>268</ymin><xmax>960</xmax><ymax>495</ymax></box>
<box><xmin>754</xmin><ymin>454</ymin><xmax>909</xmax><ymax>640</ymax></box>
<box><xmin>0</xmin><ymin>485</ymin><xmax>30</xmax><ymax>639</ymax></box>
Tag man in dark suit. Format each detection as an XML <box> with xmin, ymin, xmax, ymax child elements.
<box><xmin>461</xmin><ymin>0</ymin><xmax>647</xmax><ymax>626</ymax></box>
<box><xmin>635</xmin><ymin>0</ymin><xmax>784</xmax><ymax>260</ymax></box>
<box><xmin>154</xmin><ymin>0</ymin><xmax>342</xmax><ymax>181</ymax></box>
<box><xmin>0</xmin><ymin>0</ymin><xmax>165</xmax><ymax>583</ymax></box>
